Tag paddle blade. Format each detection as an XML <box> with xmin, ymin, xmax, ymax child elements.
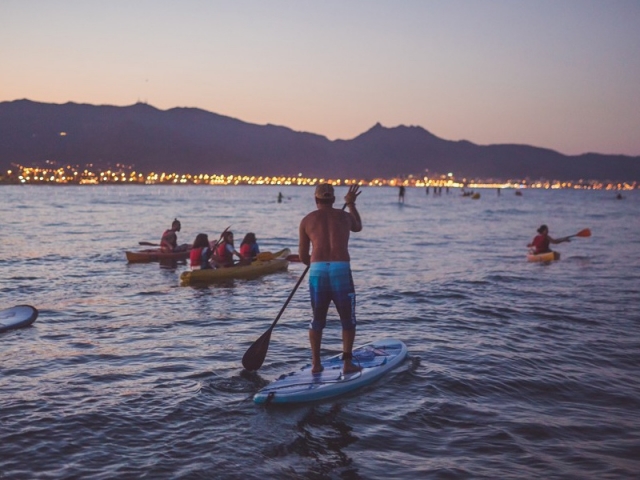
<box><xmin>139</xmin><ymin>241</ymin><xmax>159</xmax><ymax>246</ymax></box>
<box><xmin>256</xmin><ymin>251</ymin><xmax>275</xmax><ymax>261</ymax></box>
<box><xmin>242</xmin><ymin>327</ymin><xmax>273</xmax><ymax>371</ymax></box>
<box><xmin>575</xmin><ymin>228</ymin><xmax>591</xmax><ymax>238</ymax></box>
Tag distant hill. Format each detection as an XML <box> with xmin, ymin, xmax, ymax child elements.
<box><xmin>1</xmin><ymin>99</ymin><xmax>638</xmax><ymax>181</ymax></box>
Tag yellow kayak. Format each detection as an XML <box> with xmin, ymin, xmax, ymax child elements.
<box><xmin>180</xmin><ymin>248</ymin><xmax>291</xmax><ymax>285</ymax></box>
<box><xmin>527</xmin><ymin>251</ymin><xmax>560</xmax><ymax>262</ymax></box>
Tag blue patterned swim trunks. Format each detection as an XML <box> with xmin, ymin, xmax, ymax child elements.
<box><xmin>308</xmin><ymin>261</ymin><xmax>356</xmax><ymax>332</ymax></box>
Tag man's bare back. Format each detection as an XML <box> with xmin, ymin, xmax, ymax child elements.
<box><xmin>299</xmin><ymin>207</ymin><xmax>361</xmax><ymax>264</ymax></box>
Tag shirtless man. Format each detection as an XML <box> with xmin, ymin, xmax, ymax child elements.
<box><xmin>299</xmin><ymin>183</ymin><xmax>362</xmax><ymax>374</ymax></box>
<box><xmin>160</xmin><ymin>218</ymin><xmax>189</xmax><ymax>253</ymax></box>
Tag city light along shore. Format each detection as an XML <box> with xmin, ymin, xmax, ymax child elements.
<box><xmin>1</xmin><ymin>164</ymin><xmax>636</xmax><ymax>191</ymax></box>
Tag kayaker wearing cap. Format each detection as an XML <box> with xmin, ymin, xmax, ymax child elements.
<box><xmin>299</xmin><ymin>183</ymin><xmax>362</xmax><ymax>374</ymax></box>
<box><xmin>160</xmin><ymin>218</ymin><xmax>190</xmax><ymax>253</ymax></box>
<box><xmin>528</xmin><ymin>224</ymin><xmax>570</xmax><ymax>254</ymax></box>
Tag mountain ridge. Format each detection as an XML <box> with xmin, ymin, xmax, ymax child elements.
<box><xmin>1</xmin><ymin>99</ymin><xmax>638</xmax><ymax>181</ymax></box>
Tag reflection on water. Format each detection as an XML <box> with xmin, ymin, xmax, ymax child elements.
<box><xmin>263</xmin><ymin>404</ymin><xmax>360</xmax><ymax>478</ymax></box>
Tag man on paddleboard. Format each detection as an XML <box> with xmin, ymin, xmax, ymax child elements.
<box><xmin>299</xmin><ymin>183</ymin><xmax>363</xmax><ymax>374</ymax></box>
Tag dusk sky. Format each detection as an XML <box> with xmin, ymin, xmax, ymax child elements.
<box><xmin>2</xmin><ymin>0</ymin><xmax>639</xmax><ymax>156</ymax></box>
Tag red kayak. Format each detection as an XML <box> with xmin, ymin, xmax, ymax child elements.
<box><xmin>125</xmin><ymin>249</ymin><xmax>190</xmax><ymax>263</ymax></box>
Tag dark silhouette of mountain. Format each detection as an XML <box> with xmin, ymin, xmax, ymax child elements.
<box><xmin>1</xmin><ymin>99</ymin><xmax>638</xmax><ymax>181</ymax></box>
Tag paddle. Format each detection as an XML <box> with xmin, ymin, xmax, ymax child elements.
<box><xmin>208</xmin><ymin>226</ymin><xmax>231</xmax><ymax>261</ymax></box>
<box><xmin>242</xmin><ymin>203</ymin><xmax>350</xmax><ymax>371</ymax></box>
<box><xmin>565</xmin><ymin>228</ymin><xmax>591</xmax><ymax>239</ymax></box>
<box><xmin>241</xmin><ymin>264</ymin><xmax>310</xmax><ymax>371</ymax></box>
<box><xmin>212</xmin><ymin>226</ymin><xmax>231</xmax><ymax>247</ymax></box>
<box><xmin>140</xmin><ymin>226</ymin><xmax>229</xmax><ymax>250</ymax></box>
<box><xmin>139</xmin><ymin>240</ymin><xmax>195</xmax><ymax>250</ymax></box>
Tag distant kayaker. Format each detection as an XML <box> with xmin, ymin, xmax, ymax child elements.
<box><xmin>239</xmin><ymin>232</ymin><xmax>260</xmax><ymax>260</ymax></box>
<box><xmin>214</xmin><ymin>231</ymin><xmax>243</xmax><ymax>267</ymax></box>
<box><xmin>189</xmin><ymin>233</ymin><xmax>213</xmax><ymax>270</ymax></box>
<box><xmin>277</xmin><ymin>192</ymin><xmax>284</xmax><ymax>203</ymax></box>
<box><xmin>398</xmin><ymin>185</ymin><xmax>405</xmax><ymax>203</ymax></box>
<box><xmin>160</xmin><ymin>218</ymin><xmax>190</xmax><ymax>253</ymax></box>
<box><xmin>528</xmin><ymin>224</ymin><xmax>570</xmax><ymax>254</ymax></box>
<box><xmin>299</xmin><ymin>183</ymin><xmax>362</xmax><ymax>375</ymax></box>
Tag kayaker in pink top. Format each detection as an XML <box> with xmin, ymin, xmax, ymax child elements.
<box><xmin>528</xmin><ymin>224</ymin><xmax>570</xmax><ymax>254</ymax></box>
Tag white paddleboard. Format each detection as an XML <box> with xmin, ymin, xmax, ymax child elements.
<box><xmin>254</xmin><ymin>338</ymin><xmax>408</xmax><ymax>404</ymax></box>
<box><xmin>0</xmin><ymin>305</ymin><xmax>38</xmax><ymax>333</ymax></box>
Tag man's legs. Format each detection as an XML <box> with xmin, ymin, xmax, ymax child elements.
<box><xmin>309</xmin><ymin>329</ymin><xmax>323</xmax><ymax>374</ymax></box>
<box><xmin>342</xmin><ymin>328</ymin><xmax>361</xmax><ymax>374</ymax></box>
<box><xmin>309</xmin><ymin>263</ymin><xmax>329</xmax><ymax>374</ymax></box>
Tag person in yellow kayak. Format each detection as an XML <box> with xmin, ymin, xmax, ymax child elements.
<box><xmin>214</xmin><ymin>231</ymin><xmax>244</xmax><ymax>267</ymax></box>
<box><xmin>160</xmin><ymin>218</ymin><xmax>190</xmax><ymax>253</ymax></box>
<box><xmin>239</xmin><ymin>233</ymin><xmax>260</xmax><ymax>261</ymax></box>
<box><xmin>189</xmin><ymin>233</ymin><xmax>213</xmax><ymax>270</ymax></box>
<box><xmin>528</xmin><ymin>224</ymin><xmax>571</xmax><ymax>254</ymax></box>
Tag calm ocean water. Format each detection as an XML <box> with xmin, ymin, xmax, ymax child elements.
<box><xmin>1</xmin><ymin>185</ymin><xmax>639</xmax><ymax>479</ymax></box>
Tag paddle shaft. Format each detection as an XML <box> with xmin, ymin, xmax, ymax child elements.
<box><xmin>271</xmin><ymin>264</ymin><xmax>309</xmax><ymax>330</ymax></box>
<box><xmin>140</xmin><ymin>226</ymin><xmax>228</xmax><ymax>250</ymax></box>
<box><xmin>211</xmin><ymin>226</ymin><xmax>231</xmax><ymax>250</ymax></box>
<box><xmin>241</xmin><ymin>264</ymin><xmax>309</xmax><ymax>371</ymax></box>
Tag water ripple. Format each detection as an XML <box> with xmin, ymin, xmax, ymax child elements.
<box><xmin>1</xmin><ymin>186</ymin><xmax>639</xmax><ymax>479</ymax></box>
